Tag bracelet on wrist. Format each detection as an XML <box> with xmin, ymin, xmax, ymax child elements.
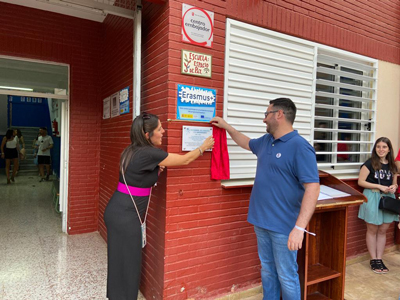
<box><xmin>198</xmin><ymin>147</ymin><xmax>203</xmax><ymax>156</ymax></box>
<box><xmin>294</xmin><ymin>225</ymin><xmax>316</xmax><ymax>236</ymax></box>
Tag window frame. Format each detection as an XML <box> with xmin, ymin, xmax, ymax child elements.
<box><xmin>223</xmin><ymin>19</ymin><xmax>377</xmax><ymax>187</ymax></box>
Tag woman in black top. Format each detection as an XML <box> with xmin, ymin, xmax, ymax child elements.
<box><xmin>358</xmin><ymin>137</ymin><xmax>399</xmax><ymax>274</ymax></box>
<box><xmin>104</xmin><ymin>112</ymin><xmax>214</xmax><ymax>300</ymax></box>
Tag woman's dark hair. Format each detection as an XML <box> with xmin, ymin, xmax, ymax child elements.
<box><xmin>16</xmin><ymin>129</ymin><xmax>22</xmax><ymax>138</ymax></box>
<box><xmin>120</xmin><ymin>112</ymin><xmax>160</xmax><ymax>172</ymax></box>
<box><xmin>371</xmin><ymin>137</ymin><xmax>397</xmax><ymax>174</ymax></box>
<box><xmin>6</xmin><ymin>129</ymin><xmax>14</xmax><ymax>140</ymax></box>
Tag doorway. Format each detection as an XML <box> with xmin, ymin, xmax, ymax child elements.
<box><xmin>0</xmin><ymin>55</ymin><xmax>70</xmax><ymax>232</ymax></box>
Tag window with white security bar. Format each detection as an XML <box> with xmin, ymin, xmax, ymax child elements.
<box><xmin>314</xmin><ymin>50</ymin><xmax>376</xmax><ymax>177</ymax></box>
<box><xmin>223</xmin><ymin>19</ymin><xmax>377</xmax><ymax>186</ymax></box>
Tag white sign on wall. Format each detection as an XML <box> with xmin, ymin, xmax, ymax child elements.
<box><xmin>182</xmin><ymin>126</ymin><xmax>213</xmax><ymax>151</ymax></box>
<box><xmin>103</xmin><ymin>97</ymin><xmax>110</xmax><ymax>119</ymax></box>
<box><xmin>110</xmin><ymin>92</ymin><xmax>120</xmax><ymax>118</ymax></box>
<box><xmin>182</xmin><ymin>3</ymin><xmax>214</xmax><ymax>48</ymax></box>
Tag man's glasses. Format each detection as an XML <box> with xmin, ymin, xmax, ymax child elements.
<box><xmin>264</xmin><ymin>110</ymin><xmax>279</xmax><ymax>117</ymax></box>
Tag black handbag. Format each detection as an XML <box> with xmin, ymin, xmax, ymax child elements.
<box><xmin>378</xmin><ymin>196</ymin><xmax>400</xmax><ymax>214</ymax></box>
<box><xmin>377</xmin><ymin>177</ymin><xmax>400</xmax><ymax>214</ymax></box>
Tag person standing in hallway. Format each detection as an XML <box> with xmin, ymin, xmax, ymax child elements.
<box><xmin>358</xmin><ymin>137</ymin><xmax>399</xmax><ymax>274</ymax></box>
<box><xmin>33</xmin><ymin>132</ymin><xmax>40</xmax><ymax>175</ymax></box>
<box><xmin>1</xmin><ymin>129</ymin><xmax>20</xmax><ymax>184</ymax></box>
<box><xmin>13</xmin><ymin>128</ymin><xmax>26</xmax><ymax>176</ymax></box>
<box><xmin>211</xmin><ymin>98</ymin><xmax>320</xmax><ymax>300</ymax></box>
<box><xmin>104</xmin><ymin>112</ymin><xmax>214</xmax><ymax>300</ymax></box>
<box><xmin>14</xmin><ymin>129</ymin><xmax>26</xmax><ymax>160</ymax></box>
<box><xmin>37</xmin><ymin>127</ymin><xmax>53</xmax><ymax>182</ymax></box>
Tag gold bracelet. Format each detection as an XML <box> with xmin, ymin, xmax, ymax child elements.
<box><xmin>198</xmin><ymin>147</ymin><xmax>203</xmax><ymax>156</ymax></box>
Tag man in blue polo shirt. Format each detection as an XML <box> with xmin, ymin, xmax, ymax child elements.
<box><xmin>211</xmin><ymin>98</ymin><xmax>320</xmax><ymax>300</ymax></box>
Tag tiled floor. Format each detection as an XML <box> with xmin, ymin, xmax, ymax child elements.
<box><xmin>0</xmin><ymin>174</ymin><xmax>109</xmax><ymax>299</ymax></box>
<box><xmin>1</xmin><ymin>173</ymin><xmax>400</xmax><ymax>300</ymax></box>
<box><xmin>345</xmin><ymin>252</ymin><xmax>400</xmax><ymax>300</ymax></box>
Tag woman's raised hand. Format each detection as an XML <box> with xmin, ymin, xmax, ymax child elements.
<box><xmin>202</xmin><ymin>135</ymin><xmax>215</xmax><ymax>150</ymax></box>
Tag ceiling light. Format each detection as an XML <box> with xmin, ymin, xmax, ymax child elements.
<box><xmin>0</xmin><ymin>86</ymin><xmax>34</xmax><ymax>91</ymax></box>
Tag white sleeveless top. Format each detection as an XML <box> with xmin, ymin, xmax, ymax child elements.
<box><xmin>6</xmin><ymin>137</ymin><xmax>18</xmax><ymax>149</ymax></box>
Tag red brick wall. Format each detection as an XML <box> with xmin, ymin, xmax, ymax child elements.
<box><xmin>98</xmin><ymin>15</ymin><xmax>134</xmax><ymax>240</ymax></box>
<box><xmin>141</xmin><ymin>2</ymin><xmax>170</xmax><ymax>299</ymax></box>
<box><xmin>0</xmin><ymin>2</ymin><xmax>102</xmax><ymax>235</ymax></box>
<box><xmin>98</xmin><ymin>3</ymin><xmax>172</xmax><ymax>300</ymax></box>
<box><xmin>225</xmin><ymin>0</ymin><xmax>400</xmax><ymax>64</ymax></box>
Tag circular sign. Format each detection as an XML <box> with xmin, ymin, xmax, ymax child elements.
<box><xmin>182</xmin><ymin>5</ymin><xmax>214</xmax><ymax>47</ymax></box>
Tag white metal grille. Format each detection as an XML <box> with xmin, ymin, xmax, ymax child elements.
<box><xmin>224</xmin><ymin>20</ymin><xmax>316</xmax><ymax>181</ymax></box>
<box><xmin>224</xmin><ymin>19</ymin><xmax>377</xmax><ymax>186</ymax></box>
<box><xmin>314</xmin><ymin>49</ymin><xmax>377</xmax><ymax>177</ymax></box>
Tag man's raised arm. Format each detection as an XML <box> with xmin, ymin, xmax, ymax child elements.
<box><xmin>211</xmin><ymin>117</ymin><xmax>251</xmax><ymax>151</ymax></box>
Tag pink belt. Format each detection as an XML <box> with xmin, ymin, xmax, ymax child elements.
<box><xmin>117</xmin><ymin>182</ymin><xmax>151</xmax><ymax>196</ymax></box>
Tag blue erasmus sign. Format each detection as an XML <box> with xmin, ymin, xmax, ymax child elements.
<box><xmin>176</xmin><ymin>84</ymin><xmax>216</xmax><ymax>122</ymax></box>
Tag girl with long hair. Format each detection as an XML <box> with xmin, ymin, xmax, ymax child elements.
<box><xmin>104</xmin><ymin>112</ymin><xmax>214</xmax><ymax>300</ymax></box>
<box><xmin>1</xmin><ymin>129</ymin><xmax>20</xmax><ymax>184</ymax></box>
<box><xmin>358</xmin><ymin>137</ymin><xmax>399</xmax><ymax>274</ymax></box>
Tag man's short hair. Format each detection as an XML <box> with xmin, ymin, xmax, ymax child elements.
<box><xmin>40</xmin><ymin>127</ymin><xmax>47</xmax><ymax>131</ymax></box>
<box><xmin>269</xmin><ymin>98</ymin><xmax>296</xmax><ymax>124</ymax></box>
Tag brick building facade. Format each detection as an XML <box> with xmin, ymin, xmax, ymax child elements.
<box><xmin>1</xmin><ymin>1</ymin><xmax>399</xmax><ymax>299</ymax></box>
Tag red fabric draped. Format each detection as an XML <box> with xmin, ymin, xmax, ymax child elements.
<box><xmin>211</xmin><ymin>126</ymin><xmax>230</xmax><ymax>180</ymax></box>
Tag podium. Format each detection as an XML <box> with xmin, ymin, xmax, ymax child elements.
<box><xmin>298</xmin><ymin>171</ymin><xmax>367</xmax><ymax>300</ymax></box>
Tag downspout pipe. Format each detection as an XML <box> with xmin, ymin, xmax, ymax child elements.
<box><xmin>133</xmin><ymin>0</ymin><xmax>142</xmax><ymax>118</ymax></box>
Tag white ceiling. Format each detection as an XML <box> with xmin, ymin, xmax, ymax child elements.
<box><xmin>0</xmin><ymin>0</ymin><xmax>135</xmax><ymax>22</ymax></box>
<box><xmin>0</xmin><ymin>57</ymin><xmax>69</xmax><ymax>94</ymax></box>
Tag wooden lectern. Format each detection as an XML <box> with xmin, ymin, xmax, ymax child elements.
<box><xmin>298</xmin><ymin>171</ymin><xmax>367</xmax><ymax>300</ymax></box>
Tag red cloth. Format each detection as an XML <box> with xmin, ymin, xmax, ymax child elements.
<box><xmin>211</xmin><ymin>126</ymin><xmax>230</xmax><ymax>180</ymax></box>
<box><xmin>337</xmin><ymin>143</ymin><xmax>349</xmax><ymax>160</ymax></box>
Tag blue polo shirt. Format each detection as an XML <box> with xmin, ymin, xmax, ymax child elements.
<box><xmin>248</xmin><ymin>130</ymin><xmax>319</xmax><ymax>235</ymax></box>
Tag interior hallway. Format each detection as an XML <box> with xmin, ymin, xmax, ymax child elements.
<box><xmin>1</xmin><ymin>173</ymin><xmax>399</xmax><ymax>300</ymax></box>
<box><xmin>0</xmin><ymin>173</ymin><xmax>109</xmax><ymax>299</ymax></box>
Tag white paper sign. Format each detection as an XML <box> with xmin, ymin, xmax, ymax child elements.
<box><xmin>111</xmin><ymin>92</ymin><xmax>120</xmax><ymax>118</ymax></box>
<box><xmin>103</xmin><ymin>97</ymin><xmax>110</xmax><ymax>119</ymax></box>
<box><xmin>182</xmin><ymin>126</ymin><xmax>213</xmax><ymax>151</ymax></box>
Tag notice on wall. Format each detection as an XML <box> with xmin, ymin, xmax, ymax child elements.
<box><xmin>181</xmin><ymin>50</ymin><xmax>212</xmax><ymax>78</ymax></box>
<box><xmin>103</xmin><ymin>97</ymin><xmax>110</xmax><ymax>119</ymax></box>
<box><xmin>119</xmin><ymin>87</ymin><xmax>129</xmax><ymax>115</ymax></box>
<box><xmin>182</xmin><ymin>3</ymin><xmax>214</xmax><ymax>48</ymax></box>
<box><xmin>182</xmin><ymin>126</ymin><xmax>213</xmax><ymax>151</ymax></box>
<box><xmin>111</xmin><ymin>92</ymin><xmax>120</xmax><ymax>118</ymax></box>
<box><xmin>177</xmin><ymin>84</ymin><xmax>216</xmax><ymax>122</ymax></box>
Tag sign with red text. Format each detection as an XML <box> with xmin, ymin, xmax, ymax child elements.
<box><xmin>182</xmin><ymin>3</ymin><xmax>214</xmax><ymax>48</ymax></box>
<box><xmin>181</xmin><ymin>50</ymin><xmax>212</xmax><ymax>78</ymax></box>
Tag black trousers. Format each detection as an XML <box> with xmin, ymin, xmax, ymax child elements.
<box><xmin>104</xmin><ymin>192</ymin><xmax>148</xmax><ymax>300</ymax></box>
